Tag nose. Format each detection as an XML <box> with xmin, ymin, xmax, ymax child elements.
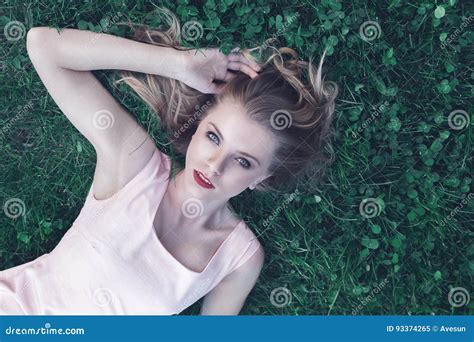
<box><xmin>206</xmin><ymin>150</ymin><xmax>224</xmax><ymax>176</ymax></box>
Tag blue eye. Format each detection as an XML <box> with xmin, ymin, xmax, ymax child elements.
<box><xmin>205</xmin><ymin>131</ymin><xmax>251</xmax><ymax>169</ymax></box>
<box><xmin>206</xmin><ymin>131</ymin><xmax>219</xmax><ymax>144</ymax></box>
<box><xmin>238</xmin><ymin>158</ymin><xmax>251</xmax><ymax>169</ymax></box>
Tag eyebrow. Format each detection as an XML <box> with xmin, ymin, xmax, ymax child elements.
<box><xmin>209</xmin><ymin>122</ymin><xmax>261</xmax><ymax>166</ymax></box>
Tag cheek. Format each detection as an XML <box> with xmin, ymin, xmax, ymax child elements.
<box><xmin>190</xmin><ymin>133</ymin><xmax>204</xmax><ymax>152</ymax></box>
<box><xmin>187</xmin><ymin>135</ymin><xmax>213</xmax><ymax>166</ymax></box>
<box><xmin>228</xmin><ymin>173</ymin><xmax>255</xmax><ymax>188</ymax></box>
<box><xmin>195</xmin><ymin>136</ymin><xmax>211</xmax><ymax>156</ymax></box>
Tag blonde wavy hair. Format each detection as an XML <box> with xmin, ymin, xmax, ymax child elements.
<box><xmin>113</xmin><ymin>7</ymin><xmax>338</xmax><ymax>194</ymax></box>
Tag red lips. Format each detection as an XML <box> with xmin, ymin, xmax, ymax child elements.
<box><xmin>193</xmin><ymin>169</ymin><xmax>215</xmax><ymax>189</ymax></box>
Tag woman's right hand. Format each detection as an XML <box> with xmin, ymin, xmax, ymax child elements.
<box><xmin>178</xmin><ymin>47</ymin><xmax>262</xmax><ymax>94</ymax></box>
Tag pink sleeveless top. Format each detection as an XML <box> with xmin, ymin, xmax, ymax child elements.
<box><xmin>0</xmin><ymin>148</ymin><xmax>262</xmax><ymax>315</ymax></box>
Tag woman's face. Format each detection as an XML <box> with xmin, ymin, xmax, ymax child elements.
<box><xmin>184</xmin><ymin>97</ymin><xmax>278</xmax><ymax>200</ymax></box>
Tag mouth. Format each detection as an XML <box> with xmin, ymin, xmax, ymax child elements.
<box><xmin>193</xmin><ymin>169</ymin><xmax>215</xmax><ymax>189</ymax></box>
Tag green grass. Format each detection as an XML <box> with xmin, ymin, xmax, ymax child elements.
<box><xmin>1</xmin><ymin>0</ymin><xmax>473</xmax><ymax>315</ymax></box>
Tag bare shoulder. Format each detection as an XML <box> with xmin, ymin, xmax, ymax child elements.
<box><xmin>199</xmin><ymin>231</ymin><xmax>265</xmax><ymax>315</ymax></box>
<box><xmin>229</xmin><ymin>222</ymin><xmax>265</xmax><ymax>278</ymax></box>
<box><xmin>206</xmin><ymin>245</ymin><xmax>264</xmax><ymax>313</ymax></box>
<box><xmin>92</xmin><ymin>130</ymin><xmax>157</xmax><ymax>200</ymax></box>
<box><xmin>235</xmin><ymin>242</ymin><xmax>265</xmax><ymax>274</ymax></box>
<box><xmin>218</xmin><ymin>208</ymin><xmax>265</xmax><ymax>273</ymax></box>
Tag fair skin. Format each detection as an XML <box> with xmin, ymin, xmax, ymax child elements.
<box><xmin>26</xmin><ymin>26</ymin><xmax>274</xmax><ymax>314</ymax></box>
<box><xmin>163</xmin><ymin>96</ymin><xmax>276</xmax><ymax>231</ymax></box>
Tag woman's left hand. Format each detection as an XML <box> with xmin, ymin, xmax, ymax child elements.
<box><xmin>179</xmin><ymin>47</ymin><xmax>261</xmax><ymax>94</ymax></box>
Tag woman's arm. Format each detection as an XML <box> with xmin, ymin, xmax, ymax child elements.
<box><xmin>29</xmin><ymin>27</ymin><xmax>186</xmax><ymax>77</ymax></box>
<box><xmin>26</xmin><ymin>26</ymin><xmax>260</xmax><ymax>199</ymax></box>
<box><xmin>30</xmin><ymin>26</ymin><xmax>261</xmax><ymax>93</ymax></box>
<box><xmin>26</xmin><ymin>27</ymin><xmax>174</xmax><ymax>200</ymax></box>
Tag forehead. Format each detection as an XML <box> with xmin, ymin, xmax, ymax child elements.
<box><xmin>204</xmin><ymin>99</ymin><xmax>277</xmax><ymax>160</ymax></box>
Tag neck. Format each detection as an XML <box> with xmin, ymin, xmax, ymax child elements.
<box><xmin>166</xmin><ymin>168</ymin><xmax>231</xmax><ymax>230</ymax></box>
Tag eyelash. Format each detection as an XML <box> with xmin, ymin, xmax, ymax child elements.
<box><xmin>205</xmin><ymin>131</ymin><xmax>251</xmax><ymax>169</ymax></box>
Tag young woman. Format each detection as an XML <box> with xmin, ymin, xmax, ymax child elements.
<box><xmin>0</xmin><ymin>10</ymin><xmax>337</xmax><ymax>315</ymax></box>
